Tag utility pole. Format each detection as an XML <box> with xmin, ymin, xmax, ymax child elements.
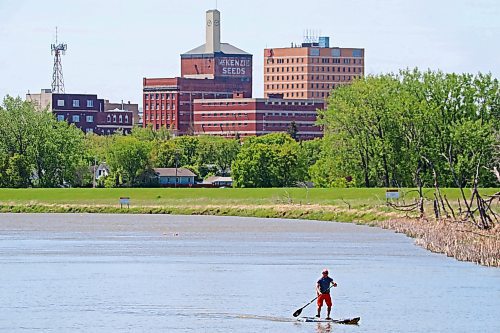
<box><xmin>174</xmin><ymin>151</ymin><xmax>178</xmax><ymax>188</ymax></box>
<box><xmin>92</xmin><ymin>157</ymin><xmax>97</xmax><ymax>188</ymax></box>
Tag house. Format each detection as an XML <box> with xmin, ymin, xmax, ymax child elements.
<box><xmin>154</xmin><ymin>168</ymin><xmax>196</xmax><ymax>187</ymax></box>
<box><xmin>203</xmin><ymin>176</ymin><xmax>233</xmax><ymax>187</ymax></box>
<box><xmin>93</xmin><ymin>163</ymin><xmax>110</xmax><ymax>180</ymax></box>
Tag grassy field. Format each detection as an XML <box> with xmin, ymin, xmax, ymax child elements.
<box><xmin>0</xmin><ymin>187</ymin><xmax>498</xmax><ymax>223</ymax></box>
<box><xmin>0</xmin><ymin>187</ymin><xmax>498</xmax><ymax>206</ymax></box>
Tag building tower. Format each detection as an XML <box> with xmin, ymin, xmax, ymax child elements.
<box><xmin>51</xmin><ymin>27</ymin><xmax>67</xmax><ymax>93</ymax></box>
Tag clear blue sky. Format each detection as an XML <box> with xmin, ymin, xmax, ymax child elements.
<box><xmin>1</xmin><ymin>0</ymin><xmax>498</xmax><ymax>104</ymax></box>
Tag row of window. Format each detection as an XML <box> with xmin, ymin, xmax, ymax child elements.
<box><xmin>203</xmin><ymin>123</ymin><xmax>249</xmax><ymax>127</ymax></box>
<box><xmin>200</xmin><ymin>102</ymin><xmax>249</xmax><ymax>106</ymax></box>
<box><xmin>268</xmin><ymin>91</ymin><xmax>328</xmax><ymax>98</ymax></box>
<box><xmin>264</xmin><ymin>123</ymin><xmax>317</xmax><ymax>128</ymax></box>
<box><xmin>263</xmin><ymin>101</ymin><xmax>316</xmax><ymax>106</ymax></box>
<box><xmin>267</xmin><ymin>57</ymin><xmax>362</xmax><ymax>65</ymax></box>
<box><xmin>201</xmin><ymin>113</ymin><xmax>249</xmax><ymax>117</ymax></box>
<box><xmin>57</xmin><ymin>99</ymin><xmax>94</xmax><ymax>108</ymax></box>
<box><xmin>145</xmin><ymin>103</ymin><xmax>176</xmax><ymax>111</ymax></box>
<box><xmin>144</xmin><ymin>93</ymin><xmax>176</xmax><ymax>100</ymax></box>
<box><xmin>57</xmin><ymin>114</ymin><xmax>94</xmax><ymax>123</ymax></box>
<box><xmin>106</xmin><ymin>114</ymin><xmax>129</xmax><ymax>123</ymax></box>
<box><xmin>265</xmin><ymin>66</ymin><xmax>362</xmax><ymax>74</ymax></box>
<box><xmin>264</xmin><ymin>112</ymin><xmax>315</xmax><ymax>117</ymax></box>
<box><xmin>144</xmin><ymin>113</ymin><xmax>176</xmax><ymax>121</ymax></box>
<box><xmin>266</xmin><ymin>75</ymin><xmax>356</xmax><ymax>88</ymax></box>
<box><xmin>199</xmin><ymin>112</ymin><xmax>315</xmax><ymax>118</ymax></box>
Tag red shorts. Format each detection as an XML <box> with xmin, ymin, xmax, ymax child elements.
<box><xmin>317</xmin><ymin>293</ymin><xmax>332</xmax><ymax>307</ymax></box>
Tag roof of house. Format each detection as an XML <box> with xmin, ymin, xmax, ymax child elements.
<box><xmin>154</xmin><ymin>168</ymin><xmax>196</xmax><ymax>177</ymax></box>
<box><xmin>202</xmin><ymin>176</ymin><xmax>233</xmax><ymax>184</ymax></box>
<box><xmin>182</xmin><ymin>43</ymin><xmax>251</xmax><ymax>56</ymax></box>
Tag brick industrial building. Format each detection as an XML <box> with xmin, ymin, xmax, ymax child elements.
<box><xmin>27</xmin><ymin>89</ymin><xmax>136</xmax><ymax>135</ymax></box>
<box><xmin>263</xmin><ymin>37</ymin><xmax>364</xmax><ymax>99</ymax></box>
<box><xmin>143</xmin><ymin>10</ymin><xmax>365</xmax><ymax>140</ymax></box>
<box><xmin>193</xmin><ymin>93</ymin><xmax>324</xmax><ymax>140</ymax></box>
<box><xmin>143</xmin><ymin>9</ymin><xmax>253</xmax><ymax>135</ymax></box>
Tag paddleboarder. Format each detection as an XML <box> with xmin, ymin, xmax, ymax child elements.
<box><xmin>316</xmin><ymin>268</ymin><xmax>337</xmax><ymax>319</ymax></box>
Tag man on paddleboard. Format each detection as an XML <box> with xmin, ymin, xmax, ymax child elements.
<box><xmin>316</xmin><ymin>268</ymin><xmax>337</xmax><ymax>319</ymax></box>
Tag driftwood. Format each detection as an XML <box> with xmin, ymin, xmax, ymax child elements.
<box><xmin>388</xmin><ymin>152</ymin><xmax>498</xmax><ymax>230</ymax></box>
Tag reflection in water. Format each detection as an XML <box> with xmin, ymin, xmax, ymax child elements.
<box><xmin>316</xmin><ymin>322</ymin><xmax>331</xmax><ymax>333</ymax></box>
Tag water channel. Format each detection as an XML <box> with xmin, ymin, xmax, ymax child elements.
<box><xmin>0</xmin><ymin>213</ymin><xmax>498</xmax><ymax>332</ymax></box>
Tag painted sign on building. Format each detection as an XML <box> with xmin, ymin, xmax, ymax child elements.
<box><xmin>216</xmin><ymin>56</ymin><xmax>252</xmax><ymax>77</ymax></box>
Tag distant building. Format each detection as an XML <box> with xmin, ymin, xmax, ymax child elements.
<box><xmin>263</xmin><ymin>38</ymin><xmax>364</xmax><ymax>99</ymax></box>
<box><xmin>143</xmin><ymin>9</ymin><xmax>253</xmax><ymax>135</ymax></box>
<box><xmin>203</xmin><ymin>176</ymin><xmax>233</xmax><ymax>187</ymax></box>
<box><xmin>92</xmin><ymin>162</ymin><xmax>109</xmax><ymax>180</ymax></box>
<box><xmin>26</xmin><ymin>88</ymin><xmax>53</xmax><ymax>110</ymax></box>
<box><xmin>193</xmin><ymin>93</ymin><xmax>324</xmax><ymax>140</ymax></box>
<box><xmin>154</xmin><ymin>168</ymin><xmax>196</xmax><ymax>187</ymax></box>
<box><xmin>26</xmin><ymin>89</ymin><xmax>136</xmax><ymax>135</ymax></box>
<box><xmin>104</xmin><ymin>100</ymin><xmax>139</xmax><ymax>127</ymax></box>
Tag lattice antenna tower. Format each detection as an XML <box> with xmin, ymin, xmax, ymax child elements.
<box><xmin>51</xmin><ymin>27</ymin><xmax>67</xmax><ymax>93</ymax></box>
<box><xmin>303</xmin><ymin>29</ymin><xmax>319</xmax><ymax>44</ymax></box>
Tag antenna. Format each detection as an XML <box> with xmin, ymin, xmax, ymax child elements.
<box><xmin>51</xmin><ymin>27</ymin><xmax>67</xmax><ymax>93</ymax></box>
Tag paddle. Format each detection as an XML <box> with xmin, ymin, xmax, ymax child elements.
<box><xmin>292</xmin><ymin>284</ymin><xmax>335</xmax><ymax>317</ymax></box>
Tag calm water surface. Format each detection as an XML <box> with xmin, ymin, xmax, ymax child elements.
<box><xmin>0</xmin><ymin>214</ymin><xmax>499</xmax><ymax>332</ymax></box>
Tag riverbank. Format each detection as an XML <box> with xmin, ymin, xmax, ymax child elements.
<box><xmin>0</xmin><ymin>187</ymin><xmax>498</xmax><ymax>267</ymax></box>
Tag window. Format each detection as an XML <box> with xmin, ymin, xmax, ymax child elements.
<box><xmin>125</xmin><ymin>115</ymin><xmax>129</xmax><ymax>123</ymax></box>
<box><xmin>57</xmin><ymin>115</ymin><xmax>64</xmax><ymax>121</ymax></box>
<box><xmin>73</xmin><ymin>100</ymin><xmax>80</xmax><ymax>107</ymax></box>
<box><xmin>72</xmin><ymin>115</ymin><xmax>80</xmax><ymax>122</ymax></box>
<box><xmin>119</xmin><ymin>115</ymin><xmax>123</xmax><ymax>123</ymax></box>
<box><xmin>107</xmin><ymin>115</ymin><xmax>111</xmax><ymax>122</ymax></box>
<box><xmin>86</xmin><ymin>115</ymin><xmax>94</xmax><ymax>122</ymax></box>
<box><xmin>113</xmin><ymin>115</ymin><xmax>117</xmax><ymax>122</ymax></box>
<box><xmin>87</xmin><ymin>100</ymin><xmax>93</xmax><ymax>108</ymax></box>
<box><xmin>57</xmin><ymin>99</ymin><xmax>64</xmax><ymax>107</ymax></box>
<box><xmin>353</xmin><ymin>49</ymin><xmax>363</xmax><ymax>57</ymax></box>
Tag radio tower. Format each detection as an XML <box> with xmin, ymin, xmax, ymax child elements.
<box><xmin>51</xmin><ymin>27</ymin><xmax>67</xmax><ymax>93</ymax></box>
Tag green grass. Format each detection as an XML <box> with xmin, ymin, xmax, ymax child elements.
<box><xmin>0</xmin><ymin>187</ymin><xmax>497</xmax><ymax>207</ymax></box>
<box><xmin>0</xmin><ymin>187</ymin><xmax>497</xmax><ymax>225</ymax></box>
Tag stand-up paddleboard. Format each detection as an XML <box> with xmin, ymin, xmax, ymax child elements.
<box><xmin>297</xmin><ymin>317</ymin><xmax>360</xmax><ymax>325</ymax></box>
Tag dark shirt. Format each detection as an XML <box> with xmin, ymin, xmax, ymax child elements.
<box><xmin>317</xmin><ymin>276</ymin><xmax>333</xmax><ymax>294</ymax></box>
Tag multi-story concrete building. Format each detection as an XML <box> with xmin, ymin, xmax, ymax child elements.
<box><xmin>26</xmin><ymin>89</ymin><xmax>135</xmax><ymax>135</ymax></box>
<box><xmin>143</xmin><ymin>9</ymin><xmax>253</xmax><ymax>135</ymax></box>
<box><xmin>263</xmin><ymin>37</ymin><xmax>364</xmax><ymax>99</ymax></box>
<box><xmin>193</xmin><ymin>93</ymin><xmax>324</xmax><ymax>140</ymax></box>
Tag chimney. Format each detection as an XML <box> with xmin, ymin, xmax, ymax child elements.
<box><xmin>206</xmin><ymin>9</ymin><xmax>221</xmax><ymax>53</ymax></box>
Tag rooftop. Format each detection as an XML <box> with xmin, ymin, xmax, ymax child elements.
<box><xmin>182</xmin><ymin>43</ymin><xmax>251</xmax><ymax>57</ymax></box>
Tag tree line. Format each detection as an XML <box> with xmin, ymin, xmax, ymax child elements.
<box><xmin>315</xmin><ymin>69</ymin><xmax>499</xmax><ymax>189</ymax></box>
<box><xmin>0</xmin><ymin>69</ymin><xmax>498</xmax><ymax>189</ymax></box>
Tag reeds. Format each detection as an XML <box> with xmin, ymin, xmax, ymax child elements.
<box><xmin>376</xmin><ymin>218</ymin><xmax>500</xmax><ymax>267</ymax></box>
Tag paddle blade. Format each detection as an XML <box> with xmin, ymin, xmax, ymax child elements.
<box><xmin>292</xmin><ymin>308</ymin><xmax>303</xmax><ymax>317</ymax></box>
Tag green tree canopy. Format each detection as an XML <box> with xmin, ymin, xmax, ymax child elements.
<box><xmin>232</xmin><ymin>133</ymin><xmax>307</xmax><ymax>187</ymax></box>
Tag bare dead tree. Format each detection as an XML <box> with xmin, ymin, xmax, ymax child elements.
<box><xmin>421</xmin><ymin>155</ymin><xmax>449</xmax><ymax>219</ymax></box>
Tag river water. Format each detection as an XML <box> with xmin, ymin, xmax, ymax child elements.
<box><xmin>0</xmin><ymin>213</ymin><xmax>498</xmax><ymax>332</ymax></box>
